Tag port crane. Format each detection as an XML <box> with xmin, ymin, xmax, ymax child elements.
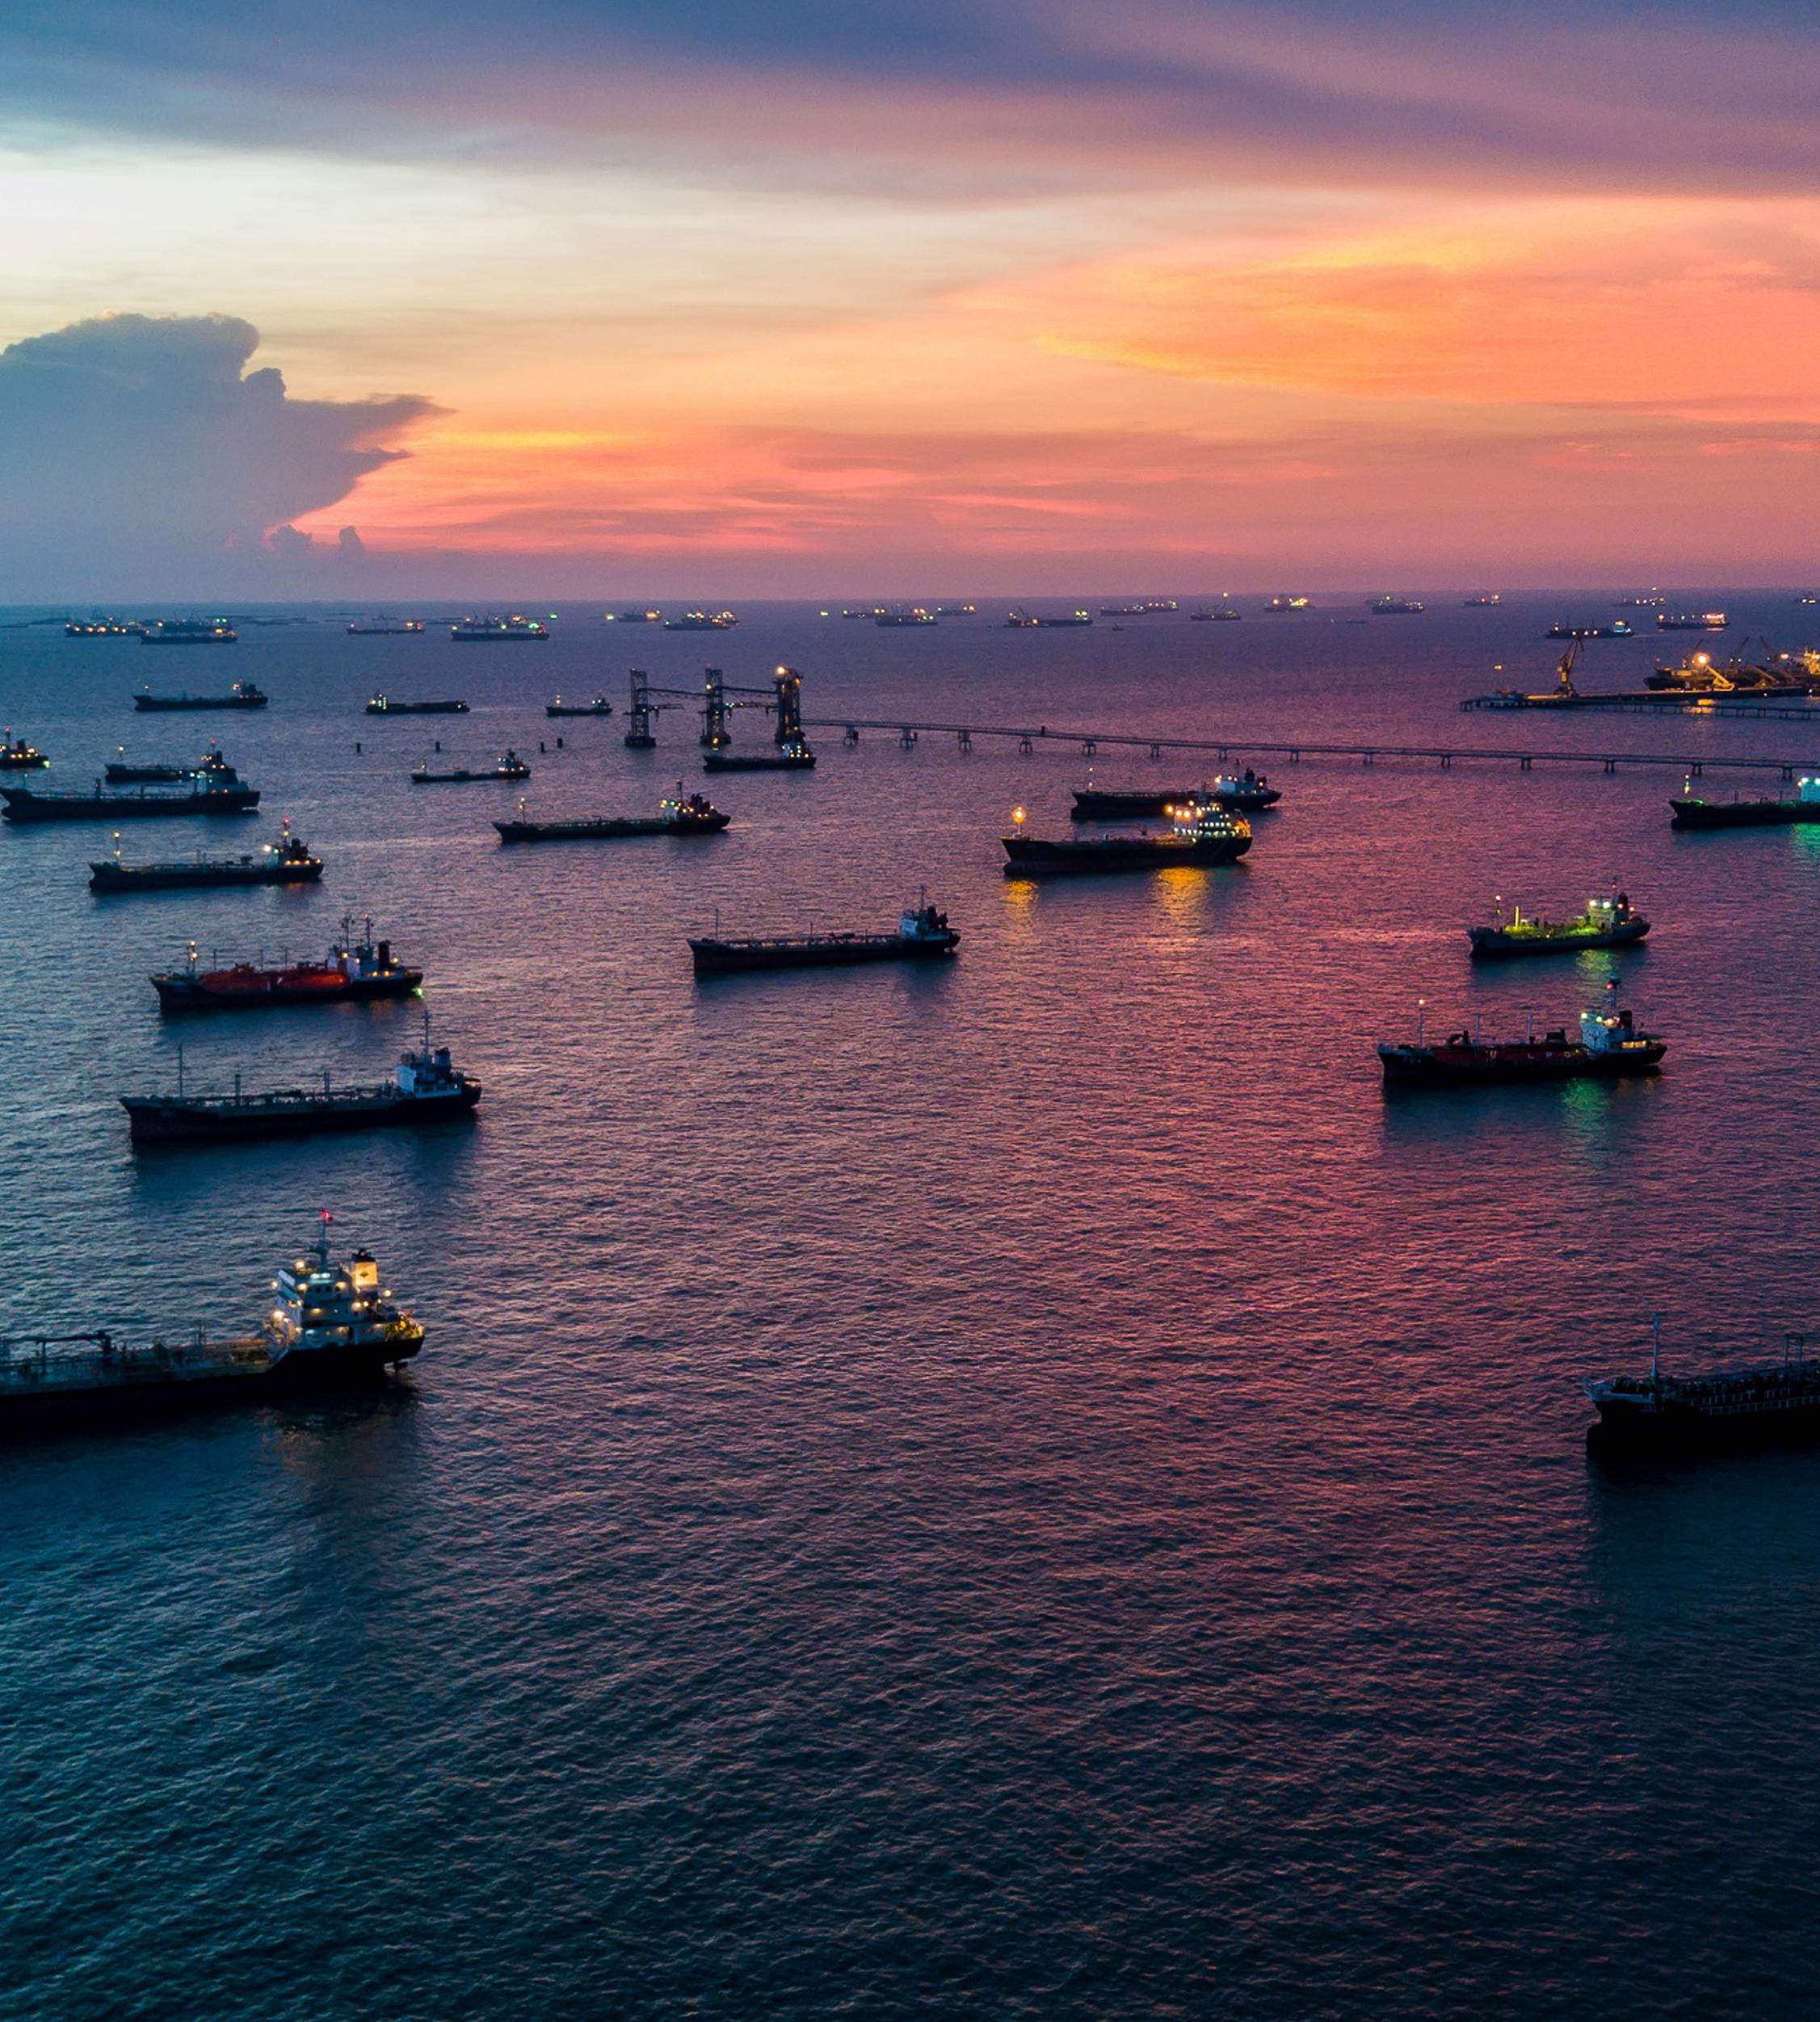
<box><xmin>624</xmin><ymin>666</ymin><xmax>808</xmax><ymax>752</ymax></box>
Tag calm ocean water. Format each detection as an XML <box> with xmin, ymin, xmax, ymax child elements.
<box><xmin>4</xmin><ymin>595</ymin><xmax>1820</xmax><ymax>2020</ymax></box>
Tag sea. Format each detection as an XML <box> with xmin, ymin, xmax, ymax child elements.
<box><xmin>3</xmin><ymin>594</ymin><xmax>1819</xmax><ymax>2020</ymax></box>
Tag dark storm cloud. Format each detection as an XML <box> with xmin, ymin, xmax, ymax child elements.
<box><xmin>0</xmin><ymin>314</ymin><xmax>439</xmax><ymax>593</ymax></box>
<box><xmin>7</xmin><ymin>0</ymin><xmax>1819</xmax><ymax>196</ymax></box>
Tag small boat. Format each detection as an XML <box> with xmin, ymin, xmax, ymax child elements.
<box><xmin>1467</xmin><ymin>888</ymin><xmax>1649</xmax><ymax>957</ymax></box>
<box><xmin>703</xmin><ymin>740</ymin><xmax>815</xmax><ymax>771</ymax></box>
<box><xmin>1003</xmin><ymin>798</ymin><xmax>1252</xmax><ymax>875</ymax></box>
<box><xmin>347</xmin><ymin>617</ymin><xmax>425</xmax><ymax>634</ymax></box>
<box><xmin>1378</xmin><ymin>984</ymin><xmax>1665</xmax><ymax>1087</ymax></box>
<box><xmin>2</xmin><ymin>776</ymin><xmax>259</xmax><ymax>822</ymax></box>
<box><xmin>1671</xmin><ymin>775</ymin><xmax>1820</xmax><ymax>829</ymax></box>
<box><xmin>0</xmin><ymin>734</ymin><xmax>48</xmax><ymax>771</ymax></box>
<box><xmin>495</xmin><ymin>789</ymin><xmax>729</xmax><ymax>843</ymax></box>
<box><xmin>367</xmin><ymin>694</ymin><xmax>469</xmax><ymax>715</ymax></box>
<box><xmin>0</xmin><ymin>1218</ymin><xmax>421</xmax><ymax>1431</ymax></box>
<box><xmin>451</xmin><ymin>614</ymin><xmax>548</xmax><ymax>641</ymax></box>
<box><xmin>134</xmin><ymin>679</ymin><xmax>264</xmax><ymax>711</ymax></box>
<box><xmin>90</xmin><ymin>823</ymin><xmax>322</xmax><ymax>893</ymax></box>
<box><xmin>544</xmin><ymin>696</ymin><xmax>615</xmax><ymax>717</ymax></box>
<box><xmin>1072</xmin><ymin>771</ymin><xmax>1280</xmax><ymax>818</ymax></box>
<box><xmin>691</xmin><ymin>897</ymin><xmax>958</xmax><ymax>975</ymax></box>
<box><xmin>124</xmin><ymin>1024</ymin><xmax>480</xmax><ymax>1144</ymax></box>
<box><xmin>152</xmin><ymin>919</ymin><xmax>422</xmax><ymax>1011</ymax></box>
<box><xmin>1587</xmin><ymin>1317</ymin><xmax>1820</xmax><ymax>1454</ymax></box>
<box><xmin>411</xmin><ymin>750</ymin><xmax>530</xmax><ymax>784</ymax></box>
<box><xmin>141</xmin><ymin>618</ymin><xmax>237</xmax><ymax>646</ymax></box>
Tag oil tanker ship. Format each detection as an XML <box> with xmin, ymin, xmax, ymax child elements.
<box><xmin>451</xmin><ymin>614</ymin><xmax>548</xmax><ymax>641</ymax></box>
<box><xmin>134</xmin><ymin>678</ymin><xmax>264</xmax><ymax>709</ymax></box>
<box><xmin>124</xmin><ymin>1028</ymin><xmax>479</xmax><ymax>1144</ymax></box>
<box><xmin>0</xmin><ymin>734</ymin><xmax>48</xmax><ymax>771</ymax></box>
<box><xmin>367</xmin><ymin>694</ymin><xmax>469</xmax><ymax>715</ymax></box>
<box><xmin>1587</xmin><ymin>1318</ymin><xmax>1820</xmax><ymax>1454</ymax></box>
<box><xmin>1467</xmin><ymin>888</ymin><xmax>1649</xmax><ymax>958</ymax></box>
<box><xmin>90</xmin><ymin>825</ymin><xmax>322</xmax><ymax>893</ymax></box>
<box><xmin>152</xmin><ymin>919</ymin><xmax>421</xmax><ymax>1011</ymax></box>
<box><xmin>2</xmin><ymin>774</ymin><xmax>258</xmax><ymax>822</ymax></box>
<box><xmin>0</xmin><ymin>1219</ymin><xmax>420</xmax><ymax>1431</ymax></box>
<box><xmin>141</xmin><ymin>618</ymin><xmax>237</xmax><ymax>646</ymax></box>
<box><xmin>1671</xmin><ymin>776</ymin><xmax>1820</xmax><ymax>828</ymax></box>
<box><xmin>1072</xmin><ymin>771</ymin><xmax>1280</xmax><ymax>818</ymax></box>
<box><xmin>545</xmin><ymin>696</ymin><xmax>615</xmax><ymax>717</ymax></box>
<box><xmin>1003</xmin><ymin>798</ymin><xmax>1251</xmax><ymax>875</ymax></box>
<box><xmin>495</xmin><ymin>789</ymin><xmax>729</xmax><ymax>843</ymax></box>
<box><xmin>690</xmin><ymin>897</ymin><xmax>957</xmax><ymax>975</ymax></box>
<box><xmin>1378</xmin><ymin>984</ymin><xmax>1664</xmax><ymax>1086</ymax></box>
<box><xmin>412</xmin><ymin>750</ymin><xmax>530</xmax><ymax>784</ymax></box>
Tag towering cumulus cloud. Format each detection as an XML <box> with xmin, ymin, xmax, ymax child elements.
<box><xmin>0</xmin><ymin>314</ymin><xmax>436</xmax><ymax>594</ymax></box>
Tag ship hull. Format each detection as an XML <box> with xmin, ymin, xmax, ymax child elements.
<box><xmin>0</xmin><ymin>1339</ymin><xmax>422</xmax><ymax>1435</ymax></box>
<box><xmin>90</xmin><ymin>861</ymin><xmax>322</xmax><ymax>892</ymax></box>
<box><xmin>1072</xmin><ymin>787</ymin><xmax>1279</xmax><ymax>818</ymax></box>
<box><xmin>153</xmin><ymin>971</ymin><xmax>423</xmax><ymax>1012</ymax></box>
<box><xmin>691</xmin><ymin>932</ymin><xmax>959</xmax><ymax>975</ymax></box>
<box><xmin>451</xmin><ymin>631</ymin><xmax>545</xmax><ymax>642</ymax></box>
<box><xmin>495</xmin><ymin>815</ymin><xmax>728</xmax><ymax>841</ymax></box>
<box><xmin>124</xmin><ymin>1084</ymin><xmax>480</xmax><ymax>1143</ymax></box>
<box><xmin>1002</xmin><ymin>834</ymin><xmax>1250</xmax><ymax>874</ymax></box>
<box><xmin>1671</xmin><ymin>799</ymin><xmax>1819</xmax><ymax>829</ymax></box>
<box><xmin>411</xmin><ymin>771</ymin><xmax>530</xmax><ymax>784</ymax></box>
<box><xmin>544</xmin><ymin>705</ymin><xmax>615</xmax><ymax>717</ymax></box>
<box><xmin>1589</xmin><ymin>1394</ymin><xmax>1820</xmax><ymax>1456</ymax></box>
<box><xmin>702</xmin><ymin>752</ymin><xmax>816</xmax><ymax>771</ymax></box>
<box><xmin>133</xmin><ymin>694</ymin><xmax>262</xmax><ymax>708</ymax></box>
<box><xmin>1468</xmin><ymin>919</ymin><xmax>1650</xmax><ymax>958</ymax></box>
<box><xmin>2</xmin><ymin>788</ymin><xmax>259</xmax><ymax>822</ymax></box>
<box><xmin>366</xmin><ymin>701</ymin><xmax>469</xmax><ymax>715</ymax></box>
<box><xmin>1379</xmin><ymin>1042</ymin><xmax>1666</xmax><ymax>1086</ymax></box>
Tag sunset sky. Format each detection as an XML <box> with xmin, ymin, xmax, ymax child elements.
<box><xmin>5</xmin><ymin>0</ymin><xmax>1819</xmax><ymax>595</ymax></box>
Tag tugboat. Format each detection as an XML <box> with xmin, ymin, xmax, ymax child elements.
<box><xmin>1587</xmin><ymin>1317</ymin><xmax>1820</xmax><ymax>1455</ymax></box>
<box><xmin>123</xmin><ymin>1022</ymin><xmax>480</xmax><ymax>1144</ymax></box>
<box><xmin>1004</xmin><ymin>797</ymin><xmax>1251</xmax><ymax>875</ymax></box>
<box><xmin>105</xmin><ymin>747</ymin><xmax>239</xmax><ymax>786</ymax></box>
<box><xmin>0</xmin><ymin>733</ymin><xmax>48</xmax><ymax>770</ymax></box>
<box><xmin>152</xmin><ymin>919</ymin><xmax>421</xmax><ymax>1011</ymax></box>
<box><xmin>1670</xmin><ymin>775</ymin><xmax>1820</xmax><ymax>829</ymax></box>
<box><xmin>1370</xmin><ymin>595</ymin><xmax>1426</xmax><ymax>614</ymax></box>
<box><xmin>347</xmin><ymin>617</ymin><xmax>425</xmax><ymax>634</ymax></box>
<box><xmin>2</xmin><ymin>772</ymin><xmax>258</xmax><ymax>822</ymax></box>
<box><xmin>134</xmin><ymin>677</ymin><xmax>265</xmax><ymax>710</ymax></box>
<box><xmin>367</xmin><ymin>694</ymin><xmax>469</xmax><ymax>715</ymax></box>
<box><xmin>690</xmin><ymin>896</ymin><xmax>958</xmax><ymax>975</ymax></box>
<box><xmin>1377</xmin><ymin>982</ymin><xmax>1665</xmax><ymax>1086</ymax></box>
<box><xmin>1467</xmin><ymin>887</ymin><xmax>1650</xmax><ymax>958</ymax></box>
<box><xmin>90</xmin><ymin>823</ymin><xmax>322</xmax><ymax>893</ymax></box>
<box><xmin>411</xmin><ymin>750</ymin><xmax>530</xmax><ymax>784</ymax></box>
<box><xmin>545</xmin><ymin>695</ymin><xmax>615</xmax><ymax>717</ymax></box>
<box><xmin>0</xmin><ymin>1217</ymin><xmax>421</xmax><ymax>1430</ymax></box>
<box><xmin>1072</xmin><ymin>770</ymin><xmax>1280</xmax><ymax>818</ymax></box>
<box><xmin>495</xmin><ymin>788</ymin><xmax>729</xmax><ymax>843</ymax></box>
<box><xmin>703</xmin><ymin>737</ymin><xmax>815</xmax><ymax>772</ymax></box>
<box><xmin>141</xmin><ymin>617</ymin><xmax>237</xmax><ymax>645</ymax></box>
<box><xmin>451</xmin><ymin>613</ymin><xmax>548</xmax><ymax>641</ymax></box>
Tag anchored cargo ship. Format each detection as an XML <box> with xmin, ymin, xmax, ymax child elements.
<box><xmin>545</xmin><ymin>696</ymin><xmax>615</xmax><ymax>717</ymax></box>
<box><xmin>663</xmin><ymin>610</ymin><xmax>738</xmax><ymax>631</ymax></box>
<box><xmin>1671</xmin><ymin>776</ymin><xmax>1820</xmax><ymax>828</ymax></box>
<box><xmin>105</xmin><ymin>747</ymin><xmax>239</xmax><ymax>786</ymax></box>
<box><xmin>141</xmin><ymin>617</ymin><xmax>237</xmax><ymax>645</ymax></box>
<box><xmin>1658</xmin><ymin>611</ymin><xmax>1728</xmax><ymax>631</ymax></box>
<box><xmin>703</xmin><ymin>738</ymin><xmax>815</xmax><ymax>772</ymax></box>
<box><xmin>1587</xmin><ymin>1318</ymin><xmax>1820</xmax><ymax>1454</ymax></box>
<box><xmin>1464</xmin><ymin>594</ymin><xmax>1502</xmax><ymax>607</ymax></box>
<box><xmin>1072</xmin><ymin>771</ymin><xmax>1280</xmax><ymax>818</ymax></box>
<box><xmin>1004</xmin><ymin>797</ymin><xmax>1252</xmax><ymax>874</ymax></box>
<box><xmin>367</xmin><ymin>694</ymin><xmax>468</xmax><ymax>715</ymax></box>
<box><xmin>152</xmin><ymin>919</ymin><xmax>421</xmax><ymax>1011</ymax></box>
<box><xmin>1378</xmin><ymin>984</ymin><xmax>1664</xmax><ymax>1086</ymax></box>
<box><xmin>495</xmin><ymin>789</ymin><xmax>729</xmax><ymax>843</ymax></box>
<box><xmin>610</xmin><ymin>608</ymin><xmax>662</xmax><ymax>624</ymax></box>
<box><xmin>65</xmin><ymin>618</ymin><xmax>144</xmax><ymax>637</ymax></box>
<box><xmin>124</xmin><ymin>1028</ymin><xmax>479</xmax><ymax>1144</ymax></box>
<box><xmin>1370</xmin><ymin>595</ymin><xmax>1425</xmax><ymax>614</ymax></box>
<box><xmin>0</xmin><ymin>1218</ymin><xmax>421</xmax><ymax>1431</ymax></box>
<box><xmin>90</xmin><ymin>825</ymin><xmax>322</xmax><ymax>893</ymax></box>
<box><xmin>876</xmin><ymin>608</ymin><xmax>937</xmax><ymax>626</ymax></box>
<box><xmin>451</xmin><ymin>614</ymin><xmax>548</xmax><ymax>641</ymax></box>
<box><xmin>134</xmin><ymin>678</ymin><xmax>264</xmax><ymax>710</ymax></box>
<box><xmin>1548</xmin><ymin>620</ymin><xmax>1633</xmax><ymax>640</ymax></box>
<box><xmin>1467</xmin><ymin>888</ymin><xmax>1649</xmax><ymax>958</ymax></box>
<box><xmin>347</xmin><ymin>617</ymin><xmax>425</xmax><ymax>634</ymax></box>
<box><xmin>412</xmin><ymin>750</ymin><xmax>530</xmax><ymax>784</ymax></box>
<box><xmin>1191</xmin><ymin>603</ymin><xmax>1242</xmax><ymax>620</ymax></box>
<box><xmin>1264</xmin><ymin>595</ymin><xmax>1311</xmax><ymax>612</ymax></box>
<box><xmin>2</xmin><ymin>775</ymin><xmax>258</xmax><ymax>822</ymax></box>
<box><xmin>691</xmin><ymin>897</ymin><xmax>958</xmax><ymax>975</ymax></box>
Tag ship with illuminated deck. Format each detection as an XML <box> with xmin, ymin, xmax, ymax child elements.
<box><xmin>1378</xmin><ymin>983</ymin><xmax>1665</xmax><ymax>1086</ymax></box>
<box><xmin>1467</xmin><ymin>887</ymin><xmax>1649</xmax><ymax>958</ymax></box>
<box><xmin>152</xmin><ymin>918</ymin><xmax>421</xmax><ymax>1011</ymax></box>
<box><xmin>0</xmin><ymin>1219</ymin><xmax>421</xmax><ymax>1431</ymax></box>
<box><xmin>1003</xmin><ymin>797</ymin><xmax>1252</xmax><ymax>874</ymax></box>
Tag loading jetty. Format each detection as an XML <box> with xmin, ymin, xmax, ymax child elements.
<box><xmin>690</xmin><ymin>899</ymin><xmax>957</xmax><ymax>976</ymax></box>
<box><xmin>90</xmin><ymin>826</ymin><xmax>322</xmax><ymax>893</ymax></box>
<box><xmin>0</xmin><ymin>1221</ymin><xmax>420</xmax><ymax>1431</ymax></box>
<box><xmin>495</xmin><ymin>790</ymin><xmax>729</xmax><ymax>843</ymax></box>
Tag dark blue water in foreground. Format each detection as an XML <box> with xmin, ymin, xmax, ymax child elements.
<box><xmin>5</xmin><ymin>595</ymin><xmax>1820</xmax><ymax>2020</ymax></box>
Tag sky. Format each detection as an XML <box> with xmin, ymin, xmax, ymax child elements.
<box><xmin>3</xmin><ymin>0</ymin><xmax>1819</xmax><ymax>598</ymax></box>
